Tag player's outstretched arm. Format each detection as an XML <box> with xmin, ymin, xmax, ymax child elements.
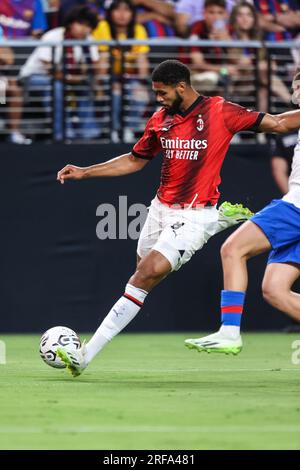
<box><xmin>258</xmin><ymin>110</ymin><xmax>300</xmax><ymax>134</ymax></box>
<box><xmin>57</xmin><ymin>153</ymin><xmax>149</xmax><ymax>184</ymax></box>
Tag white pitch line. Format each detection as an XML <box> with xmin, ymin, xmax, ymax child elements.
<box><xmin>0</xmin><ymin>425</ymin><xmax>300</xmax><ymax>434</ymax></box>
<box><xmin>93</xmin><ymin>368</ymin><xmax>300</xmax><ymax>373</ymax></box>
<box><xmin>34</xmin><ymin>368</ymin><xmax>300</xmax><ymax>373</ymax></box>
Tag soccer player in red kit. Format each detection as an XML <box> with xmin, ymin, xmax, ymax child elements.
<box><xmin>56</xmin><ymin>60</ymin><xmax>300</xmax><ymax>376</ymax></box>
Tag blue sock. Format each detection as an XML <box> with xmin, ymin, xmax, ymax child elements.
<box><xmin>221</xmin><ymin>290</ymin><xmax>245</xmax><ymax>327</ymax></box>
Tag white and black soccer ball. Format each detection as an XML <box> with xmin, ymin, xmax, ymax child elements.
<box><xmin>39</xmin><ymin>326</ymin><xmax>81</xmax><ymax>369</ymax></box>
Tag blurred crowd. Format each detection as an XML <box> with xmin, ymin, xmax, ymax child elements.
<box><xmin>0</xmin><ymin>0</ymin><xmax>299</xmax><ymax>143</ymax></box>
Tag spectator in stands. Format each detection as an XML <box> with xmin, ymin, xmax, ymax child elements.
<box><xmin>0</xmin><ymin>1</ymin><xmax>48</xmax><ymax>143</ymax></box>
<box><xmin>42</xmin><ymin>0</ymin><xmax>61</xmax><ymax>29</ymax></box>
<box><xmin>229</xmin><ymin>1</ymin><xmax>291</xmax><ymax>111</ymax></box>
<box><xmin>93</xmin><ymin>0</ymin><xmax>150</xmax><ymax>143</ymax></box>
<box><xmin>0</xmin><ymin>28</ymin><xmax>32</xmax><ymax>144</ymax></box>
<box><xmin>189</xmin><ymin>0</ymin><xmax>238</xmax><ymax>95</ymax></box>
<box><xmin>253</xmin><ymin>1</ymin><xmax>299</xmax><ymax>116</ymax></box>
<box><xmin>254</xmin><ymin>0</ymin><xmax>300</xmax><ymax>41</ymax></box>
<box><xmin>128</xmin><ymin>0</ymin><xmax>178</xmax><ymax>71</ymax></box>
<box><xmin>175</xmin><ymin>0</ymin><xmax>237</xmax><ymax>37</ymax></box>
<box><xmin>131</xmin><ymin>0</ymin><xmax>176</xmax><ymax>38</ymax></box>
<box><xmin>58</xmin><ymin>0</ymin><xmax>105</xmax><ymax>26</ymax></box>
<box><xmin>0</xmin><ymin>0</ymin><xmax>47</xmax><ymax>38</ymax></box>
<box><xmin>19</xmin><ymin>6</ymin><xmax>100</xmax><ymax>141</ymax></box>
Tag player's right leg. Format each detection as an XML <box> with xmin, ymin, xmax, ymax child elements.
<box><xmin>58</xmin><ymin>198</ymin><xmax>167</xmax><ymax>376</ymax></box>
<box><xmin>58</xmin><ymin>197</ymin><xmax>218</xmax><ymax>375</ymax></box>
<box><xmin>58</xmin><ymin>200</ymin><xmax>172</xmax><ymax>379</ymax></box>
<box><xmin>58</xmin><ymin>249</ymin><xmax>172</xmax><ymax>377</ymax></box>
<box><xmin>185</xmin><ymin>220</ymin><xmax>271</xmax><ymax>354</ymax></box>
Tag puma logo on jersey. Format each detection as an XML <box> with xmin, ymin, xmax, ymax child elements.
<box><xmin>161</xmin><ymin>118</ymin><xmax>174</xmax><ymax>132</ymax></box>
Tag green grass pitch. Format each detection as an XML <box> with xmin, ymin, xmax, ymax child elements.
<box><xmin>0</xmin><ymin>332</ymin><xmax>300</xmax><ymax>450</ymax></box>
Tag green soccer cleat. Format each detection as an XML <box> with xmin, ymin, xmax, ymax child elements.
<box><xmin>185</xmin><ymin>331</ymin><xmax>243</xmax><ymax>355</ymax></box>
<box><xmin>217</xmin><ymin>201</ymin><xmax>254</xmax><ymax>232</ymax></box>
<box><xmin>57</xmin><ymin>343</ymin><xmax>87</xmax><ymax>377</ymax></box>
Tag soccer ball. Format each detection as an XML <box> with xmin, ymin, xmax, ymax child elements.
<box><xmin>39</xmin><ymin>326</ymin><xmax>81</xmax><ymax>369</ymax></box>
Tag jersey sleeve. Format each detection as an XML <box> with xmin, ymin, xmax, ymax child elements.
<box><xmin>132</xmin><ymin>116</ymin><xmax>161</xmax><ymax>160</ymax></box>
<box><xmin>222</xmin><ymin>100</ymin><xmax>265</xmax><ymax>134</ymax></box>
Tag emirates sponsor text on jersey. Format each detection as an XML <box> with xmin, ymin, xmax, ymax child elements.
<box><xmin>160</xmin><ymin>137</ymin><xmax>208</xmax><ymax>160</ymax></box>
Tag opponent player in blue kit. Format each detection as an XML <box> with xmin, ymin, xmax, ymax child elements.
<box><xmin>186</xmin><ymin>72</ymin><xmax>300</xmax><ymax>355</ymax></box>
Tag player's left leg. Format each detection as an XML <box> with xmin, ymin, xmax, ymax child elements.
<box><xmin>217</xmin><ymin>201</ymin><xmax>254</xmax><ymax>233</ymax></box>
<box><xmin>136</xmin><ymin>200</ymin><xmax>251</xmax><ymax>264</ymax></box>
<box><xmin>262</xmin><ymin>262</ymin><xmax>300</xmax><ymax>322</ymax></box>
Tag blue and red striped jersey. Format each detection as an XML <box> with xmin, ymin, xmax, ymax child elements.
<box><xmin>0</xmin><ymin>0</ymin><xmax>47</xmax><ymax>38</ymax></box>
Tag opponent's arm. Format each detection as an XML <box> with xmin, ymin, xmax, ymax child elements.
<box><xmin>57</xmin><ymin>153</ymin><xmax>149</xmax><ymax>184</ymax></box>
<box><xmin>258</xmin><ymin>110</ymin><xmax>300</xmax><ymax>134</ymax></box>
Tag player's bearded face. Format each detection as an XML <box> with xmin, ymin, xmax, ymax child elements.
<box><xmin>167</xmin><ymin>90</ymin><xmax>184</xmax><ymax>115</ymax></box>
<box><xmin>152</xmin><ymin>82</ymin><xmax>184</xmax><ymax>114</ymax></box>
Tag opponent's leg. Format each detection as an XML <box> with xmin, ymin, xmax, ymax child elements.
<box><xmin>262</xmin><ymin>262</ymin><xmax>300</xmax><ymax>322</ymax></box>
<box><xmin>185</xmin><ymin>221</ymin><xmax>271</xmax><ymax>354</ymax></box>
<box><xmin>221</xmin><ymin>220</ymin><xmax>271</xmax><ymax>291</ymax></box>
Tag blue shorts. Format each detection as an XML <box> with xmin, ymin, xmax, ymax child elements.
<box><xmin>250</xmin><ymin>199</ymin><xmax>300</xmax><ymax>265</ymax></box>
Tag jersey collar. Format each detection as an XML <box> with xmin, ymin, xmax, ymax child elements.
<box><xmin>177</xmin><ymin>95</ymin><xmax>204</xmax><ymax>117</ymax></box>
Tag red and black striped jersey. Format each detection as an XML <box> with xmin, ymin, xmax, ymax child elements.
<box><xmin>132</xmin><ymin>95</ymin><xmax>264</xmax><ymax>207</ymax></box>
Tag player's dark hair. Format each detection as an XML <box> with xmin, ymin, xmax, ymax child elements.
<box><xmin>204</xmin><ymin>0</ymin><xmax>226</xmax><ymax>9</ymax></box>
<box><xmin>63</xmin><ymin>6</ymin><xmax>99</xmax><ymax>30</ymax></box>
<box><xmin>152</xmin><ymin>60</ymin><xmax>191</xmax><ymax>86</ymax></box>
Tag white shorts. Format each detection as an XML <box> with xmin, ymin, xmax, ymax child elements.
<box><xmin>137</xmin><ymin>197</ymin><xmax>219</xmax><ymax>271</ymax></box>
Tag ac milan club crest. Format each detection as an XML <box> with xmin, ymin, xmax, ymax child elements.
<box><xmin>196</xmin><ymin>115</ymin><xmax>204</xmax><ymax>132</ymax></box>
